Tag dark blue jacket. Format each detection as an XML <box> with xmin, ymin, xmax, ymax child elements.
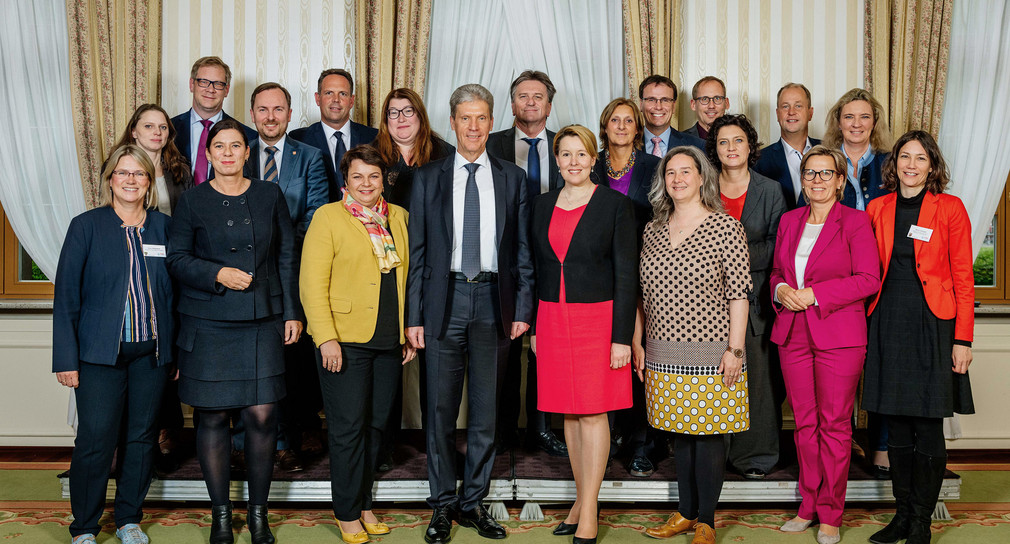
<box><xmin>52</xmin><ymin>207</ymin><xmax>175</xmax><ymax>372</ymax></box>
<box><xmin>288</xmin><ymin>121</ymin><xmax>379</xmax><ymax>201</ymax></box>
<box><xmin>840</xmin><ymin>151</ymin><xmax>890</xmax><ymax>209</ymax></box>
<box><xmin>753</xmin><ymin>137</ymin><xmax>821</xmax><ymax>209</ymax></box>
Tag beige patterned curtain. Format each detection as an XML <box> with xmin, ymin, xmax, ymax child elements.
<box><xmin>622</xmin><ymin>0</ymin><xmax>683</xmax><ymax>122</ymax></box>
<box><xmin>66</xmin><ymin>0</ymin><xmax>161</xmax><ymax>209</ymax></box>
<box><xmin>865</xmin><ymin>0</ymin><xmax>953</xmax><ymax>139</ymax></box>
<box><xmin>354</xmin><ymin>0</ymin><xmax>434</xmax><ymax>127</ymax></box>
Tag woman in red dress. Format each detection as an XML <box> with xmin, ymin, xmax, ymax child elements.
<box><xmin>531</xmin><ymin>124</ymin><xmax>639</xmax><ymax>544</ymax></box>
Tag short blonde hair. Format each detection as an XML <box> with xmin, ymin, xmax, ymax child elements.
<box><xmin>552</xmin><ymin>124</ymin><xmax>598</xmax><ymax>161</ymax></box>
<box><xmin>799</xmin><ymin>145</ymin><xmax>847</xmax><ymax>202</ymax></box>
<box><xmin>99</xmin><ymin>144</ymin><xmax>158</xmax><ymax>209</ymax></box>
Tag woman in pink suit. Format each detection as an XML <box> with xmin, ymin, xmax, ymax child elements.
<box><xmin>770</xmin><ymin>145</ymin><xmax>881</xmax><ymax>544</ymax></box>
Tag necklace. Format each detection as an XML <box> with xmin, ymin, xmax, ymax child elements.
<box><xmin>606</xmin><ymin>150</ymin><xmax>636</xmax><ymax>179</ymax></box>
<box><xmin>562</xmin><ymin>185</ymin><xmax>593</xmax><ymax>207</ymax></box>
<box><xmin>121</xmin><ymin>211</ymin><xmax>147</xmax><ymax>228</ymax></box>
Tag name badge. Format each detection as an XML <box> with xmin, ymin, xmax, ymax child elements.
<box><xmin>907</xmin><ymin>225</ymin><xmax>933</xmax><ymax>242</ymax></box>
<box><xmin>143</xmin><ymin>244</ymin><xmax>167</xmax><ymax>257</ymax></box>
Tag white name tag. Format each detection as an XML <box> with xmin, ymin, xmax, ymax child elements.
<box><xmin>907</xmin><ymin>225</ymin><xmax>933</xmax><ymax>242</ymax></box>
<box><xmin>143</xmin><ymin>244</ymin><xmax>167</xmax><ymax>257</ymax></box>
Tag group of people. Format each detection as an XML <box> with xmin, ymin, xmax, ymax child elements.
<box><xmin>51</xmin><ymin>55</ymin><xmax>975</xmax><ymax>544</ymax></box>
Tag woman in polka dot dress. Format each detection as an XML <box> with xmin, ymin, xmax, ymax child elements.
<box><xmin>638</xmin><ymin>146</ymin><xmax>752</xmax><ymax>544</ymax></box>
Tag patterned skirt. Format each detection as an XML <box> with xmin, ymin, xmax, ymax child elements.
<box><xmin>644</xmin><ymin>338</ymin><xmax>750</xmax><ymax>435</ymax></box>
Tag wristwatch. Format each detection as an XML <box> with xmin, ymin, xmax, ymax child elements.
<box><xmin>726</xmin><ymin>346</ymin><xmax>744</xmax><ymax>359</ymax></box>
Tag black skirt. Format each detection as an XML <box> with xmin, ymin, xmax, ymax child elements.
<box><xmin>862</xmin><ymin>273</ymin><xmax>974</xmax><ymax>418</ymax></box>
<box><xmin>176</xmin><ymin>315</ymin><xmax>286</xmax><ymax>410</ymax></box>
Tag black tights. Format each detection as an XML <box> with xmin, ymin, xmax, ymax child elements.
<box><xmin>887</xmin><ymin>415</ymin><xmax>945</xmax><ymax>457</ymax></box>
<box><xmin>675</xmin><ymin>433</ymin><xmax>726</xmax><ymax>527</ymax></box>
<box><xmin>197</xmin><ymin>404</ymin><xmax>278</xmax><ymax>506</ymax></box>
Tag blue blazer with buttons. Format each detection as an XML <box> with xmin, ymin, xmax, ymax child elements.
<box><xmin>166</xmin><ymin>179</ymin><xmax>302</xmax><ymax>323</ymax></box>
<box><xmin>642</xmin><ymin>127</ymin><xmax>706</xmax><ymax>153</ymax></box>
<box><xmin>52</xmin><ymin>207</ymin><xmax>175</xmax><ymax>372</ymax></box>
<box><xmin>244</xmin><ymin>137</ymin><xmax>329</xmax><ymax>238</ymax></box>
<box><xmin>288</xmin><ymin>121</ymin><xmax>379</xmax><ymax>202</ymax></box>
<box><xmin>753</xmin><ymin>137</ymin><xmax>821</xmax><ymax>209</ymax></box>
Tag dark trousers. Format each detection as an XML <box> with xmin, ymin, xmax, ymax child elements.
<box><xmin>317</xmin><ymin>343</ymin><xmax>402</xmax><ymax>520</ymax></box>
<box><xmin>726</xmin><ymin>329</ymin><xmax>783</xmax><ymax>472</ymax></box>
<box><xmin>887</xmin><ymin>415</ymin><xmax>945</xmax><ymax>457</ymax></box>
<box><xmin>69</xmin><ymin>341</ymin><xmax>168</xmax><ymax>537</ymax></box>
<box><xmin>425</xmin><ymin>280</ymin><xmax>510</xmax><ymax>511</ymax></box>
<box><xmin>610</xmin><ymin>377</ymin><xmax>650</xmax><ymax>457</ymax></box>
<box><xmin>499</xmin><ymin>337</ymin><xmax>549</xmax><ymax>436</ymax></box>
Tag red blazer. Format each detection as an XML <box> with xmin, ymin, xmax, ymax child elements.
<box><xmin>770</xmin><ymin>202</ymin><xmax>881</xmax><ymax>349</ymax></box>
<box><xmin>866</xmin><ymin>191</ymin><xmax>974</xmax><ymax>342</ymax></box>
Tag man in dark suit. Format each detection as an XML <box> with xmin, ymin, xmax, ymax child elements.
<box><xmin>684</xmin><ymin>76</ymin><xmax>730</xmax><ymax>141</ymax></box>
<box><xmin>288</xmin><ymin>68</ymin><xmax>378</xmax><ymax>202</ymax></box>
<box><xmin>240</xmin><ymin>82</ymin><xmax>329</xmax><ymax>472</ymax></box>
<box><xmin>485</xmin><ymin>70</ymin><xmax>566</xmax><ymax>458</ymax></box>
<box><xmin>638</xmin><ymin>74</ymin><xmax>705</xmax><ymax>155</ymax></box>
<box><xmin>753</xmin><ymin>83</ymin><xmax>821</xmax><ymax>209</ymax></box>
<box><xmin>170</xmin><ymin>56</ymin><xmax>257</xmax><ymax>184</ymax></box>
<box><xmin>407</xmin><ymin>84</ymin><xmax>534</xmax><ymax>544</ymax></box>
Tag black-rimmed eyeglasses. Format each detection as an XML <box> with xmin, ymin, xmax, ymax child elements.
<box><xmin>801</xmin><ymin>169</ymin><xmax>840</xmax><ymax>181</ymax></box>
<box><xmin>194</xmin><ymin>78</ymin><xmax>228</xmax><ymax>91</ymax></box>
<box><xmin>693</xmin><ymin>95</ymin><xmax>726</xmax><ymax>106</ymax></box>
<box><xmin>387</xmin><ymin>106</ymin><xmax>416</xmax><ymax>119</ymax></box>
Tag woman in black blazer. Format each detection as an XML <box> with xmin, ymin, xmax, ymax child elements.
<box><xmin>531</xmin><ymin>125</ymin><xmax>638</xmax><ymax>544</ymax></box>
<box><xmin>706</xmin><ymin>114</ymin><xmax>788</xmax><ymax>480</ymax></box>
<box><xmin>53</xmin><ymin>144</ymin><xmax>174</xmax><ymax>544</ymax></box>
<box><xmin>167</xmin><ymin>118</ymin><xmax>302</xmax><ymax>544</ymax></box>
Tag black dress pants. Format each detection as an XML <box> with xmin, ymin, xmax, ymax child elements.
<box><xmin>69</xmin><ymin>341</ymin><xmax>168</xmax><ymax>537</ymax></box>
<box><xmin>317</xmin><ymin>343</ymin><xmax>402</xmax><ymax>521</ymax></box>
<box><xmin>498</xmin><ymin>337</ymin><xmax>548</xmax><ymax>436</ymax></box>
<box><xmin>425</xmin><ymin>279</ymin><xmax>510</xmax><ymax>512</ymax></box>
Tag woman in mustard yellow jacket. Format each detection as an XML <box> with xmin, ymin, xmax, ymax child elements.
<box><xmin>300</xmin><ymin>145</ymin><xmax>415</xmax><ymax>544</ymax></box>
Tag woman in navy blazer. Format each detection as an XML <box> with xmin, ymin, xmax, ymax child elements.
<box><xmin>53</xmin><ymin>144</ymin><xmax>174</xmax><ymax>544</ymax></box>
<box><xmin>167</xmin><ymin>119</ymin><xmax>302</xmax><ymax>544</ymax></box>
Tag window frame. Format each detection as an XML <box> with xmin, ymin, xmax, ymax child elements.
<box><xmin>974</xmin><ymin>172</ymin><xmax>1010</xmax><ymax>304</ymax></box>
<box><xmin>1</xmin><ymin>203</ymin><xmax>55</xmax><ymax>299</ymax></box>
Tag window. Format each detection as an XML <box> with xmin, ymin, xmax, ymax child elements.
<box><xmin>1</xmin><ymin>203</ymin><xmax>53</xmax><ymax>298</ymax></box>
<box><xmin>974</xmin><ymin>171</ymin><xmax>1010</xmax><ymax>304</ymax></box>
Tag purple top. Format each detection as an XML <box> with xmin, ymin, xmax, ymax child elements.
<box><xmin>609</xmin><ymin>169</ymin><xmax>633</xmax><ymax>196</ymax></box>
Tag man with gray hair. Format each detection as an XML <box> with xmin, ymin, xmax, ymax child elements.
<box><xmin>407</xmin><ymin>83</ymin><xmax>535</xmax><ymax>543</ymax></box>
<box><xmin>486</xmin><ymin>70</ymin><xmax>567</xmax><ymax>459</ymax></box>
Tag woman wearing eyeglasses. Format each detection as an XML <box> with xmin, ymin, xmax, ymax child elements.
<box><xmin>374</xmin><ymin>88</ymin><xmax>453</xmax><ymax>210</ymax></box>
<box><xmin>770</xmin><ymin>146</ymin><xmax>881</xmax><ymax>544</ymax></box>
<box><xmin>53</xmin><ymin>144</ymin><xmax>175</xmax><ymax>544</ymax></box>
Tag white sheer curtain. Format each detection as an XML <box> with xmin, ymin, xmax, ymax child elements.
<box><xmin>425</xmin><ymin>0</ymin><xmax>626</xmax><ymax>144</ymax></box>
<box><xmin>0</xmin><ymin>1</ymin><xmax>87</xmax><ymax>281</ymax></box>
<box><xmin>938</xmin><ymin>0</ymin><xmax>1010</xmax><ymax>258</ymax></box>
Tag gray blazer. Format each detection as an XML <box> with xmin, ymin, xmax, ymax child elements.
<box><xmin>738</xmin><ymin>170</ymin><xmax>787</xmax><ymax>336</ymax></box>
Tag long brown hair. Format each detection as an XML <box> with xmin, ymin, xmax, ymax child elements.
<box><xmin>598</xmin><ymin>98</ymin><xmax>645</xmax><ymax>151</ymax></box>
<box><xmin>113</xmin><ymin>104</ymin><xmax>190</xmax><ymax>185</ymax></box>
<box><xmin>375</xmin><ymin>88</ymin><xmax>440</xmax><ymax>167</ymax></box>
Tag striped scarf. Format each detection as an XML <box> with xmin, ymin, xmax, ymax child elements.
<box><xmin>343</xmin><ymin>193</ymin><xmax>402</xmax><ymax>273</ymax></box>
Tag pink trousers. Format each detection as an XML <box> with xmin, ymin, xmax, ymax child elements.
<box><xmin>778</xmin><ymin>312</ymin><xmax>864</xmax><ymax>527</ymax></box>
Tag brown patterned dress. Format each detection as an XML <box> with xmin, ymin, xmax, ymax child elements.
<box><xmin>640</xmin><ymin>213</ymin><xmax>753</xmax><ymax>435</ymax></box>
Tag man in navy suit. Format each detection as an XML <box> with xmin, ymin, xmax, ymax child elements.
<box><xmin>236</xmin><ymin>82</ymin><xmax>328</xmax><ymax>472</ymax></box>
<box><xmin>407</xmin><ymin>84</ymin><xmax>534</xmax><ymax>544</ymax></box>
<box><xmin>638</xmin><ymin>74</ymin><xmax>706</xmax><ymax>155</ymax></box>
<box><xmin>288</xmin><ymin>68</ymin><xmax>378</xmax><ymax>202</ymax></box>
<box><xmin>485</xmin><ymin>70</ymin><xmax>567</xmax><ymax>459</ymax></box>
<box><xmin>753</xmin><ymin>83</ymin><xmax>820</xmax><ymax>209</ymax></box>
<box><xmin>170</xmin><ymin>56</ymin><xmax>257</xmax><ymax>184</ymax></box>
<box><xmin>684</xmin><ymin>76</ymin><xmax>730</xmax><ymax>142</ymax></box>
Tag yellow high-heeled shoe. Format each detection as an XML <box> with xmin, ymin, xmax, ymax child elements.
<box><xmin>336</xmin><ymin>521</ymin><xmax>369</xmax><ymax>544</ymax></box>
<box><xmin>360</xmin><ymin>517</ymin><xmax>390</xmax><ymax>535</ymax></box>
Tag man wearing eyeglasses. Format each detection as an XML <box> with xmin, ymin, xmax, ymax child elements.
<box><xmin>486</xmin><ymin>70</ymin><xmax>567</xmax><ymax>459</ymax></box>
<box><xmin>638</xmin><ymin>75</ymin><xmax>706</xmax><ymax>156</ymax></box>
<box><xmin>289</xmin><ymin>69</ymin><xmax>379</xmax><ymax>202</ymax></box>
<box><xmin>685</xmin><ymin>76</ymin><xmax>730</xmax><ymax>141</ymax></box>
<box><xmin>170</xmin><ymin>56</ymin><xmax>257</xmax><ymax>185</ymax></box>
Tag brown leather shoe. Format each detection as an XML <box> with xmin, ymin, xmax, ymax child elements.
<box><xmin>644</xmin><ymin>512</ymin><xmax>697</xmax><ymax>539</ymax></box>
<box><xmin>691</xmin><ymin>523</ymin><xmax>715</xmax><ymax>544</ymax></box>
<box><xmin>276</xmin><ymin>449</ymin><xmax>304</xmax><ymax>472</ymax></box>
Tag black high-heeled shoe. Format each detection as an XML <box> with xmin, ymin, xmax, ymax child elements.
<box><xmin>247</xmin><ymin>504</ymin><xmax>275</xmax><ymax>544</ymax></box>
<box><xmin>573</xmin><ymin>536</ymin><xmax>597</xmax><ymax>544</ymax></box>
<box><xmin>553</xmin><ymin>522</ymin><xmax>578</xmax><ymax>536</ymax></box>
<box><xmin>209</xmin><ymin>503</ymin><xmax>234</xmax><ymax>544</ymax></box>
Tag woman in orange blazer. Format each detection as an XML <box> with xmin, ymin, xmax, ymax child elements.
<box><xmin>863</xmin><ymin>131</ymin><xmax>974</xmax><ymax>544</ymax></box>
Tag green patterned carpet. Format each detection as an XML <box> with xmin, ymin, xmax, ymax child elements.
<box><xmin>2</xmin><ymin>469</ymin><xmax>1009</xmax><ymax>543</ymax></box>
